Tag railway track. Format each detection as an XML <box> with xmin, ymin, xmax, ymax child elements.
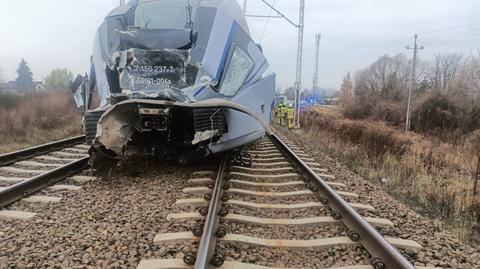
<box><xmin>0</xmin><ymin>136</ymin><xmax>92</xmax><ymax>218</ymax></box>
<box><xmin>136</xmin><ymin>133</ymin><xmax>438</xmax><ymax>269</ymax></box>
<box><xmin>0</xmin><ymin>133</ymin><xmax>466</xmax><ymax>268</ymax></box>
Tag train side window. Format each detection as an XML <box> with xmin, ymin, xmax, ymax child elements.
<box><xmin>219</xmin><ymin>45</ymin><xmax>254</xmax><ymax>97</ymax></box>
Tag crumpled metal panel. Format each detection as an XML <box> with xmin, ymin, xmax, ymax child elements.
<box><xmin>95</xmin><ymin>97</ymin><xmax>273</xmax><ymax>156</ymax></box>
<box><xmin>195</xmin><ymin>10</ymin><xmax>236</xmax><ymax>84</ymax></box>
<box><xmin>118</xmin><ymin>48</ymin><xmax>192</xmax><ymax>102</ymax></box>
<box><xmin>95</xmin><ymin>102</ymin><xmax>138</xmax><ymax>155</ymax></box>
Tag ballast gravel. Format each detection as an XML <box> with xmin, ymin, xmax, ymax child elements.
<box><xmin>224</xmin><ymin>222</ymin><xmax>347</xmax><ymax>240</ymax></box>
<box><xmin>218</xmin><ymin>243</ymin><xmax>372</xmax><ymax>268</ymax></box>
<box><xmin>2</xmin><ymin>129</ymin><xmax>480</xmax><ymax>269</ymax></box>
<box><xmin>0</xmin><ymin>161</ymin><xmax>215</xmax><ymax>268</ymax></box>
<box><xmin>229</xmin><ymin>204</ymin><xmax>332</xmax><ymax>219</ymax></box>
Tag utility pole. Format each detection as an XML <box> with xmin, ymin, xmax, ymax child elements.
<box><xmin>312</xmin><ymin>33</ymin><xmax>321</xmax><ymax>91</ymax></box>
<box><xmin>120</xmin><ymin>0</ymin><xmax>125</xmax><ymax>6</ymax></box>
<box><xmin>293</xmin><ymin>0</ymin><xmax>305</xmax><ymax>127</ymax></box>
<box><xmin>474</xmin><ymin>156</ymin><xmax>480</xmax><ymax>195</ymax></box>
<box><xmin>405</xmin><ymin>34</ymin><xmax>424</xmax><ymax>132</ymax></box>
<box><xmin>243</xmin><ymin>0</ymin><xmax>248</xmax><ymax>15</ymax></box>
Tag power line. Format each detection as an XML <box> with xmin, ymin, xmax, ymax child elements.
<box><xmin>423</xmin><ymin>36</ymin><xmax>480</xmax><ymax>46</ymax></box>
<box><xmin>258</xmin><ymin>0</ymin><xmax>305</xmax><ymax>128</ymax></box>
<box><xmin>385</xmin><ymin>46</ymin><xmax>408</xmax><ymax>56</ymax></box>
<box><xmin>418</xmin><ymin>22</ymin><xmax>480</xmax><ymax>36</ymax></box>
<box><xmin>261</xmin><ymin>0</ymin><xmax>299</xmax><ymax>27</ymax></box>
<box><xmin>259</xmin><ymin>0</ymin><xmax>278</xmax><ymax>43</ymax></box>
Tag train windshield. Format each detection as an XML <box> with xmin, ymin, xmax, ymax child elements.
<box><xmin>134</xmin><ymin>0</ymin><xmax>199</xmax><ymax>29</ymax></box>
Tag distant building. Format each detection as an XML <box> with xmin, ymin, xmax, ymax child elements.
<box><xmin>33</xmin><ymin>81</ymin><xmax>45</xmax><ymax>91</ymax></box>
<box><xmin>0</xmin><ymin>81</ymin><xmax>18</xmax><ymax>94</ymax></box>
<box><xmin>0</xmin><ymin>80</ymin><xmax>44</xmax><ymax>93</ymax></box>
<box><xmin>3</xmin><ymin>81</ymin><xmax>17</xmax><ymax>90</ymax></box>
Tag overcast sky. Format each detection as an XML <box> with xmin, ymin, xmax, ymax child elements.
<box><xmin>0</xmin><ymin>0</ymin><xmax>479</xmax><ymax>90</ymax></box>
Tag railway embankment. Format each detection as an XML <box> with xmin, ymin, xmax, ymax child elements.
<box><xmin>280</xmin><ymin>109</ymin><xmax>480</xmax><ymax>253</ymax></box>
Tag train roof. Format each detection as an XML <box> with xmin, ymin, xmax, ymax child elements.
<box><xmin>110</xmin><ymin>0</ymin><xmax>248</xmax><ymax>33</ymax></box>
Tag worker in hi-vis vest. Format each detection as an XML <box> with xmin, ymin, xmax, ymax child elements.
<box><xmin>274</xmin><ymin>104</ymin><xmax>282</xmax><ymax>125</ymax></box>
<box><xmin>280</xmin><ymin>104</ymin><xmax>288</xmax><ymax>126</ymax></box>
<box><xmin>287</xmin><ymin>104</ymin><xmax>294</xmax><ymax>129</ymax></box>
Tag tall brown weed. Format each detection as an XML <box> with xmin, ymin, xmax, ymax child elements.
<box><xmin>0</xmin><ymin>91</ymin><xmax>82</xmax><ymax>153</ymax></box>
<box><xmin>301</xmin><ymin>109</ymin><xmax>480</xmax><ymax>242</ymax></box>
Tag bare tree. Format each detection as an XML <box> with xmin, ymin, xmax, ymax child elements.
<box><xmin>337</xmin><ymin>72</ymin><xmax>354</xmax><ymax>106</ymax></box>
<box><xmin>282</xmin><ymin>87</ymin><xmax>295</xmax><ymax>100</ymax></box>
<box><xmin>353</xmin><ymin>53</ymin><xmax>411</xmax><ymax>102</ymax></box>
<box><xmin>430</xmin><ymin>53</ymin><xmax>464</xmax><ymax>92</ymax></box>
<box><xmin>442</xmin><ymin>50</ymin><xmax>480</xmax><ymax>105</ymax></box>
<box><xmin>343</xmin><ymin>49</ymin><xmax>480</xmax><ymax>133</ymax></box>
<box><xmin>353</xmin><ymin>68</ymin><xmax>375</xmax><ymax>100</ymax></box>
<box><xmin>340</xmin><ymin>72</ymin><xmax>353</xmax><ymax>95</ymax></box>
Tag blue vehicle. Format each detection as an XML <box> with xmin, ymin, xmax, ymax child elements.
<box><xmin>72</xmin><ymin>0</ymin><xmax>276</xmax><ymax>163</ymax></box>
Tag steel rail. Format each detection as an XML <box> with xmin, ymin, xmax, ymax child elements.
<box><xmin>270</xmin><ymin>133</ymin><xmax>415</xmax><ymax>269</ymax></box>
<box><xmin>0</xmin><ymin>156</ymin><xmax>89</xmax><ymax>208</ymax></box>
<box><xmin>194</xmin><ymin>157</ymin><xmax>228</xmax><ymax>269</ymax></box>
<box><xmin>0</xmin><ymin>135</ymin><xmax>86</xmax><ymax>166</ymax></box>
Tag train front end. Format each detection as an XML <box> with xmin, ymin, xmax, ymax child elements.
<box><xmin>72</xmin><ymin>0</ymin><xmax>275</xmax><ymax>163</ymax></box>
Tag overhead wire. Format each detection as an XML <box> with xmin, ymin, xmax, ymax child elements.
<box><xmin>425</xmin><ymin>37</ymin><xmax>480</xmax><ymax>47</ymax></box>
<box><xmin>390</xmin><ymin>23</ymin><xmax>480</xmax><ymax>54</ymax></box>
<box><xmin>386</xmin><ymin>46</ymin><xmax>408</xmax><ymax>56</ymax></box>
<box><xmin>422</xmin><ymin>33</ymin><xmax>480</xmax><ymax>45</ymax></box>
<box><xmin>417</xmin><ymin>22</ymin><xmax>480</xmax><ymax>36</ymax></box>
<box><xmin>259</xmin><ymin>0</ymin><xmax>278</xmax><ymax>43</ymax></box>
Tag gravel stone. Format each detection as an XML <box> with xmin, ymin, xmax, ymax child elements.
<box><xmin>218</xmin><ymin>242</ymin><xmax>371</xmax><ymax>268</ymax></box>
<box><xmin>0</xmin><ymin>161</ymin><xmax>216</xmax><ymax>268</ymax></box>
<box><xmin>224</xmin><ymin>222</ymin><xmax>347</xmax><ymax>240</ymax></box>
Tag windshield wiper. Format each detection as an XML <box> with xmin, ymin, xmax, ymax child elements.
<box><xmin>185</xmin><ymin>0</ymin><xmax>193</xmax><ymax>29</ymax></box>
<box><xmin>144</xmin><ymin>17</ymin><xmax>151</xmax><ymax>28</ymax></box>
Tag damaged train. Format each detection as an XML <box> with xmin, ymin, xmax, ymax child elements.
<box><xmin>71</xmin><ymin>0</ymin><xmax>276</xmax><ymax>163</ymax></box>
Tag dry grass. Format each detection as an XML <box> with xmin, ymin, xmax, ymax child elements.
<box><xmin>0</xmin><ymin>90</ymin><xmax>83</xmax><ymax>154</ymax></box>
<box><xmin>301</xmin><ymin>107</ymin><xmax>480</xmax><ymax>242</ymax></box>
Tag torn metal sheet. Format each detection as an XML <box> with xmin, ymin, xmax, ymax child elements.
<box><xmin>95</xmin><ymin>98</ymin><xmax>273</xmax><ymax>157</ymax></box>
<box><xmin>192</xmin><ymin>130</ymin><xmax>218</xmax><ymax>145</ymax></box>
<box><xmin>119</xmin><ymin>48</ymin><xmax>189</xmax><ymax>94</ymax></box>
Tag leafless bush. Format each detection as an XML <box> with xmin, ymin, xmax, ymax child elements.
<box><xmin>0</xmin><ymin>90</ymin><xmax>82</xmax><ymax>153</ymax></box>
<box><xmin>430</xmin><ymin>53</ymin><xmax>464</xmax><ymax>92</ymax></box>
<box><xmin>0</xmin><ymin>92</ymin><xmax>22</xmax><ymax>108</ymax></box>
<box><xmin>301</xmin><ymin>109</ymin><xmax>480</xmax><ymax>242</ymax></box>
<box><xmin>302</xmin><ymin>110</ymin><xmax>410</xmax><ymax>159</ymax></box>
<box><xmin>371</xmin><ymin>100</ymin><xmax>406</xmax><ymax>126</ymax></box>
<box><xmin>342</xmin><ymin>52</ymin><xmax>480</xmax><ymax>138</ymax></box>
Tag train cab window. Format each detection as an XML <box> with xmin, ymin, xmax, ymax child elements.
<box><xmin>134</xmin><ymin>0</ymin><xmax>199</xmax><ymax>29</ymax></box>
<box><xmin>219</xmin><ymin>45</ymin><xmax>254</xmax><ymax>97</ymax></box>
